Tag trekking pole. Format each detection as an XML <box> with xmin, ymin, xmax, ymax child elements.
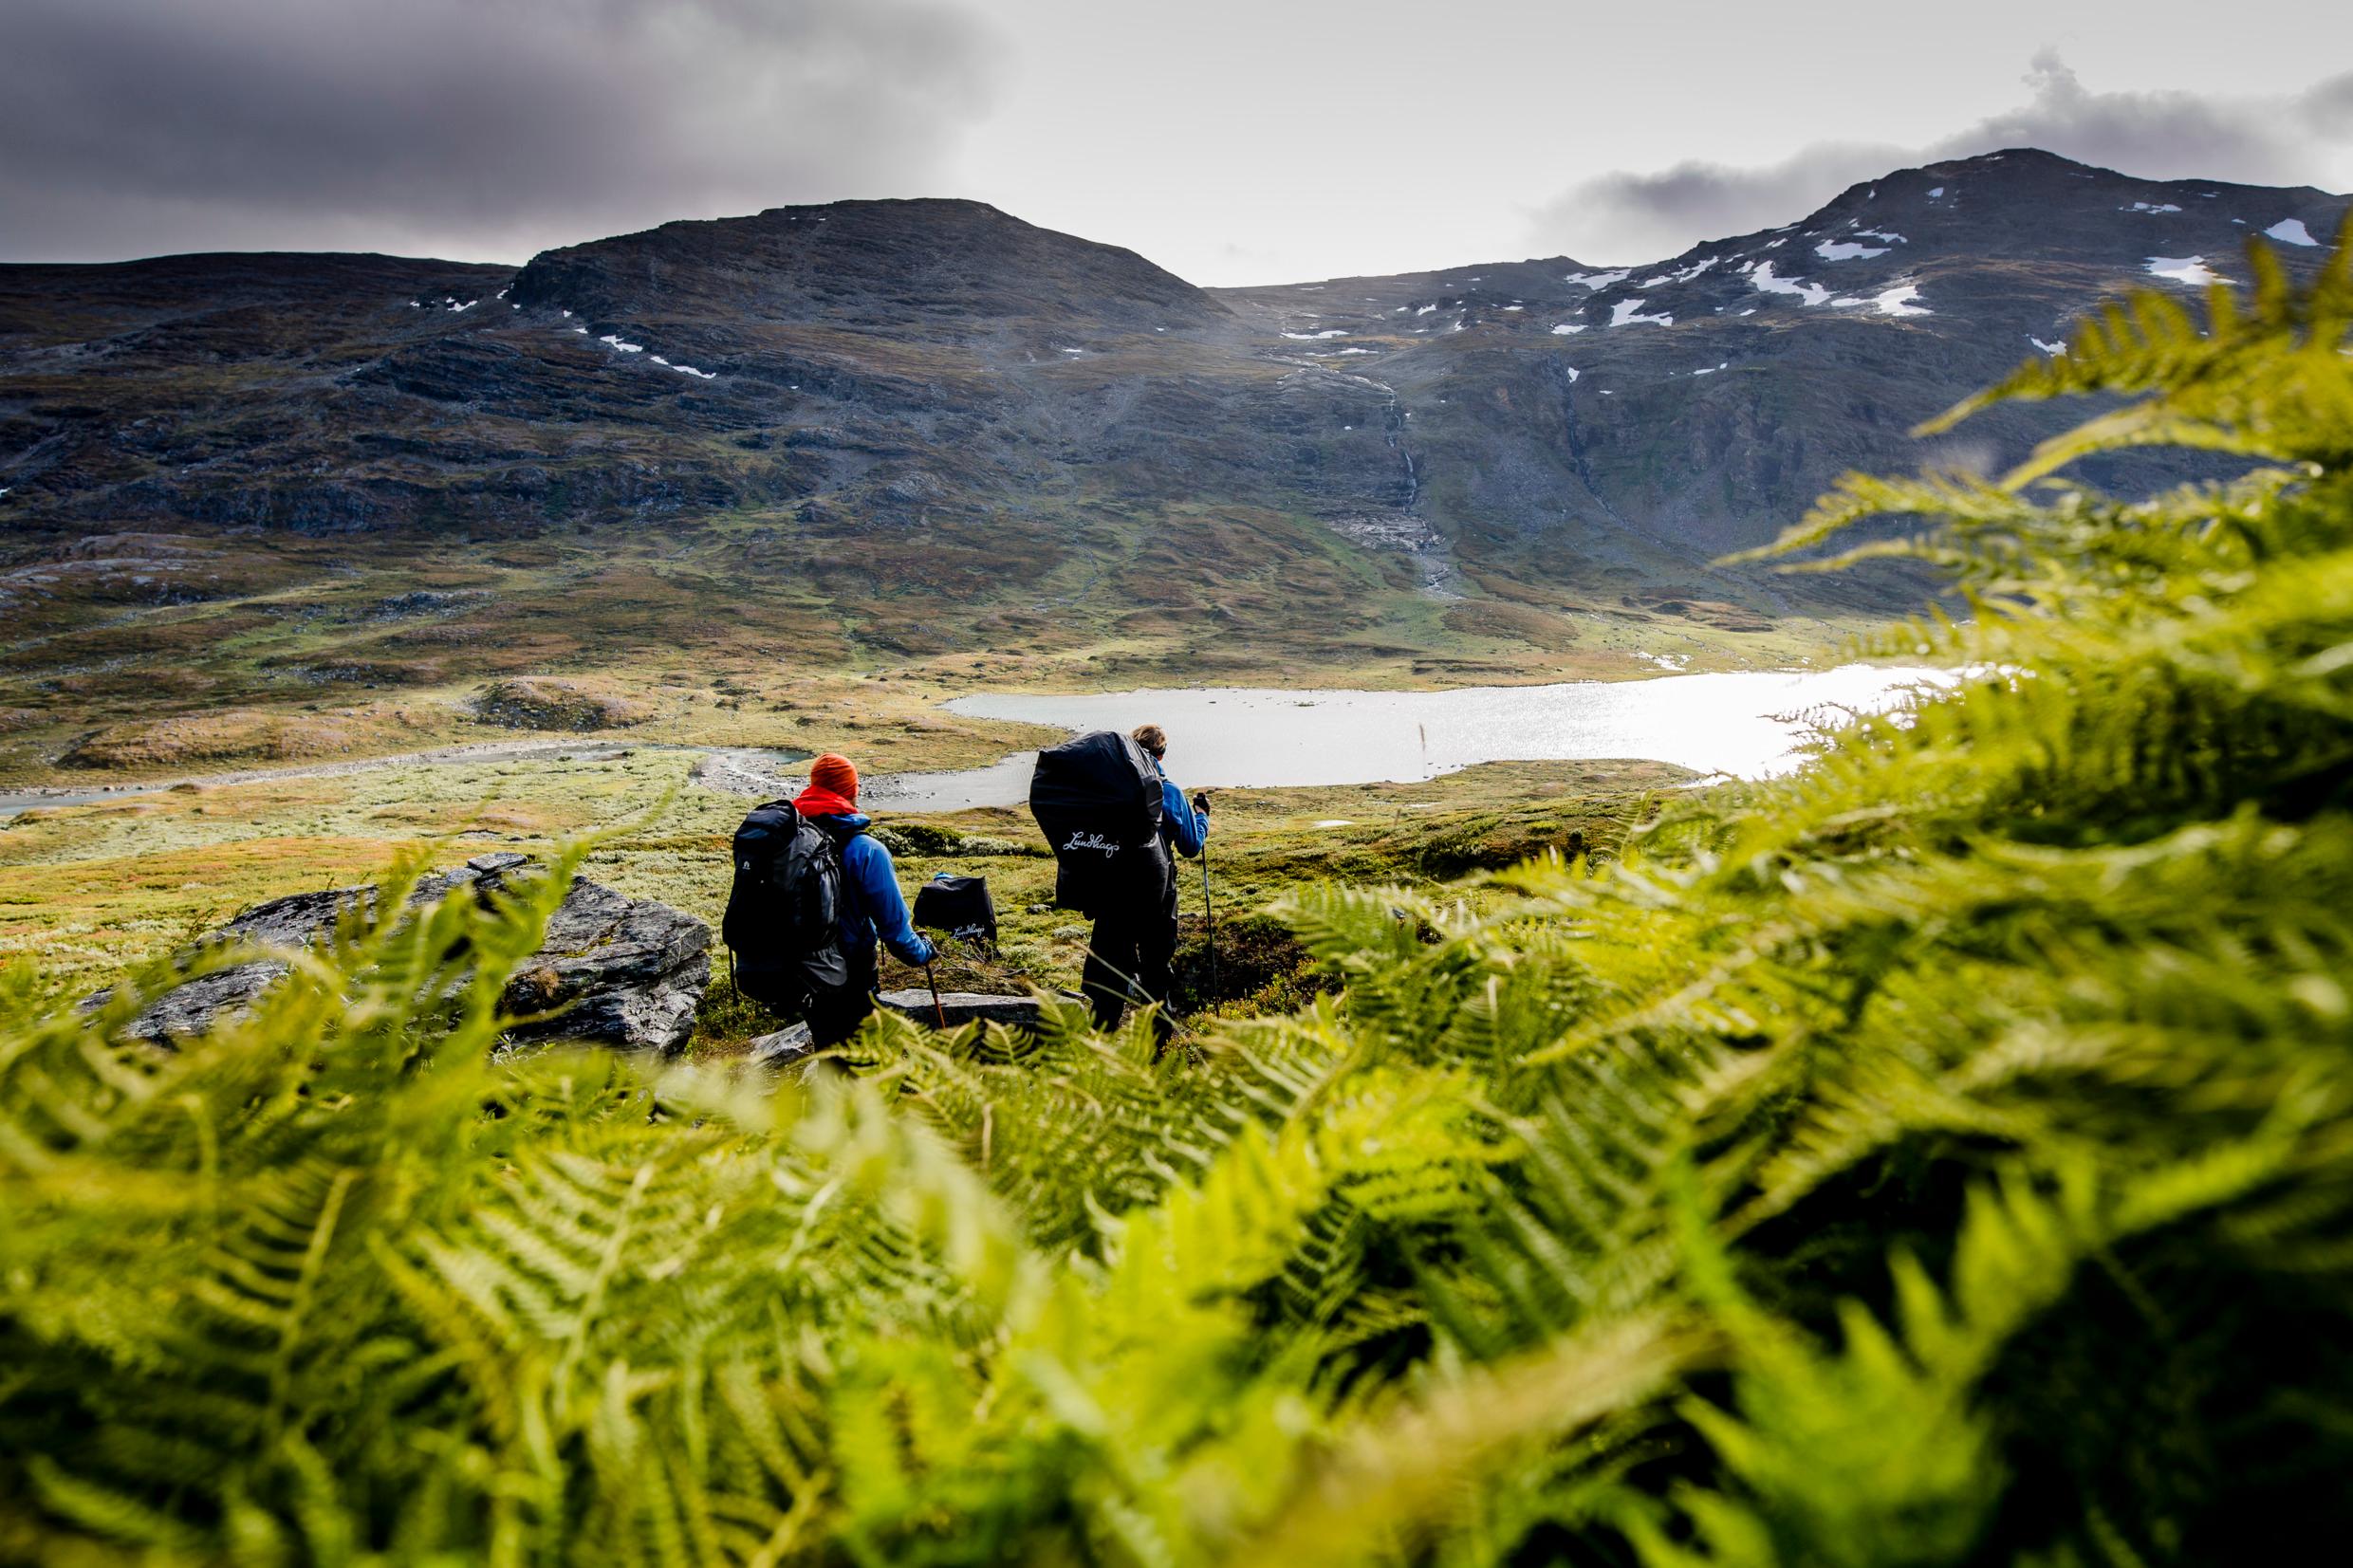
<box><xmin>1200</xmin><ymin>840</ymin><xmax>1219</xmax><ymax>1000</ymax></box>
<box><xmin>922</xmin><ymin>955</ymin><xmax>949</xmax><ymax>1028</ymax></box>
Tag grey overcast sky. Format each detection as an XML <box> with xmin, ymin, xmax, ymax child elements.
<box><xmin>4</xmin><ymin>0</ymin><xmax>2350</xmax><ymax>285</ymax></box>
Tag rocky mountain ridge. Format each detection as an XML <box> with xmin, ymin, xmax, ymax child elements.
<box><xmin>0</xmin><ymin>150</ymin><xmax>2344</xmax><ymax>689</ymax></box>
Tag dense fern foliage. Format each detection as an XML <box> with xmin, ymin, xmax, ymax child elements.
<box><xmin>6</xmin><ymin>226</ymin><xmax>2353</xmax><ymax>1564</ymax></box>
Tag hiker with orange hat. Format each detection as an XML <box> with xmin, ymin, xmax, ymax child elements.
<box><xmin>793</xmin><ymin>752</ymin><xmax>936</xmax><ymax>1047</ymax></box>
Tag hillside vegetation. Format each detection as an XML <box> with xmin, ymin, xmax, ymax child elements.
<box><xmin>4</xmin><ymin>227</ymin><xmax>2351</xmax><ymax>1565</ymax></box>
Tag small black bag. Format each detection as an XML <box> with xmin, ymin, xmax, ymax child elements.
<box><xmin>721</xmin><ymin>798</ymin><xmax>854</xmax><ymax>1015</ymax></box>
<box><xmin>914</xmin><ymin>874</ymin><xmax>997</xmax><ymax>948</ymax></box>
<box><xmin>1028</xmin><ymin>730</ymin><xmax>1170</xmax><ymax>916</ymax></box>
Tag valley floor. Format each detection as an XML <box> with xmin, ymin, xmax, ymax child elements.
<box><xmin>0</xmin><ymin>523</ymin><xmax>1881</xmax><ymax>789</ymax></box>
<box><xmin>0</xmin><ymin>743</ymin><xmax>1688</xmax><ymax>1045</ymax></box>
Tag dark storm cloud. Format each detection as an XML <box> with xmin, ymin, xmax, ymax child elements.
<box><xmin>0</xmin><ymin>0</ymin><xmax>1003</xmax><ymax>263</ymax></box>
<box><xmin>1530</xmin><ymin>53</ymin><xmax>2353</xmax><ymax>265</ymax></box>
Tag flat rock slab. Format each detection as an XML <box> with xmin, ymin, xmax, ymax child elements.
<box><xmin>90</xmin><ymin>853</ymin><xmax>711</xmax><ymax>1055</ymax></box>
<box><xmin>750</xmin><ymin>989</ymin><xmax>1044</xmax><ymax>1065</ymax></box>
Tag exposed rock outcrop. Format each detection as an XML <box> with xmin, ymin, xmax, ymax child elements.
<box><xmin>90</xmin><ymin>853</ymin><xmax>709</xmax><ymax>1054</ymax></box>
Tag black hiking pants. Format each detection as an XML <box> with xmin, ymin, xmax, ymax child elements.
<box><xmin>806</xmin><ymin>945</ymin><xmax>880</xmax><ymax>1050</ymax></box>
<box><xmin>1084</xmin><ymin>875</ymin><xmax>1178</xmax><ymax>1044</ymax></box>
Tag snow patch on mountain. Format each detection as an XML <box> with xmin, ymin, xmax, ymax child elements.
<box><xmin>1640</xmin><ymin>257</ymin><xmax>1719</xmax><ymax>287</ymax></box>
<box><xmin>1610</xmin><ymin>298</ymin><xmax>1674</xmax><ymax>327</ymax></box>
<box><xmin>2145</xmin><ymin>256</ymin><xmax>2226</xmax><ymax>286</ymax></box>
<box><xmin>1563</xmin><ymin>270</ymin><xmax>1630</xmax><ymax>290</ymax></box>
<box><xmin>1750</xmin><ymin>262</ymin><xmax>1831</xmax><ymax>306</ymax></box>
<box><xmin>1868</xmin><ymin>285</ymin><xmax>1931</xmax><ymax>317</ymax></box>
<box><xmin>1816</xmin><ymin>241</ymin><xmax>1890</xmax><ymax>261</ymax></box>
<box><xmin>2266</xmin><ymin>218</ymin><xmax>2319</xmax><ymax>247</ymax></box>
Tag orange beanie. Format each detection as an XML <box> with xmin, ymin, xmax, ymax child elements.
<box><xmin>807</xmin><ymin>752</ymin><xmax>859</xmax><ymax>802</ymax></box>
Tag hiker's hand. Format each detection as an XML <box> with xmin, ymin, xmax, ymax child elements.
<box><xmin>1193</xmin><ymin>792</ymin><xmax>1211</xmax><ymax>815</ymax></box>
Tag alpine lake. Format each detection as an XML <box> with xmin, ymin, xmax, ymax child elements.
<box><xmin>862</xmin><ymin>664</ymin><xmax>1950</xmax><ymax>810</ymax></box>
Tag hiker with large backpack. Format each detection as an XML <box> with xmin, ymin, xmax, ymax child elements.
<box><xmin>722</xmin><ymin>752</ymin><xmax>935</xmax><ymax>1049</ymax></box>
<box><xmin>1027</xmin><ymin>724</ymin><xmax>1207</xmax><ymax>1044</ymax></box>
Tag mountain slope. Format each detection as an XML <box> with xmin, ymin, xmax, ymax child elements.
<box><xmin>6</xmin><ymin>155</ymin><xmax>2342</xmax><ymax>572</ymax></box>
<box><xmin>1214</xmin><ymin>147</ymin><xmax>2347</xmax><ymax>569</ymax></box>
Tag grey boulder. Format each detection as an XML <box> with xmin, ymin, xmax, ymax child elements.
<box><xmin>496</xmin><ymin>874</ymin><xmax>709</xmax><ymax>1054</ymax></box>
<box><xmin>90</xmin><ymin>853</ymin><xmax>710</xmax><ymax>1055</ymax></box>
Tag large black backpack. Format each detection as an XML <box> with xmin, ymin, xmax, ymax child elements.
<box><xmin>721</xmin><ymin>798</ymin><xmax>854</xmax><ymax>1014</ymax></box>
<box><xmin>1028</xmin><ymin>730</ymin><xmax>1171</xmax><ymax>916</ymax></box>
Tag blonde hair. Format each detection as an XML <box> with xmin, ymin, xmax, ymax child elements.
<box><xmin>1131</xmin><ymin>723</ymin><xmax>1167</xmax><ymax>756</ymax></box>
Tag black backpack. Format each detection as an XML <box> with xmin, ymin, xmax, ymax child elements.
<box><xmin>913</xmin><ymin>873</ymin><xmax>997</xmax><ymax>948</ymax></box>
<box><xmin>1028</xmin><ymin>730</ymin><xmax>1171</xmax><ymax>916</ymax></box>
<box><xmin>721</xmin><ymin>798</ymin><xmax>854</xmax><ymax>1014</ymax></box>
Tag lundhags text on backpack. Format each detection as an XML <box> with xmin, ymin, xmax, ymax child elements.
<box><xmin>913</xmin><ymin>873</ymin><xmax>998</xmax><ymax>949</ymax></box>
<box><xmin>1027</xmin><ymin>730</ymin><xmax>1171</xmax><ymax>916</ymax></box>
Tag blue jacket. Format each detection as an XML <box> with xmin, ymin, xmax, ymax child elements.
<box><xmin>811</xmin><ymin>814</ymin><xmax>936</xmax><ymax>966</ymax></box>
<box><xmin>1154</xmin><ymin>764</ymin><xmax>1209</xmax><ymax>858</ymax></box>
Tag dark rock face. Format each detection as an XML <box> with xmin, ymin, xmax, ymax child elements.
<box><xmin>749</xmin><ymin>989</ymin><xmax>1043</xmax><ymax>1064</ymax></box>
<box><xmin>497</xmin><ymin>876</ymin><xmax>708</xmax><ymax>1053</ymax></box>
<box><xmin>91</xmin><ymin>854</ymin><xmax>710</xmax><ymax>1054</ymax></box>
